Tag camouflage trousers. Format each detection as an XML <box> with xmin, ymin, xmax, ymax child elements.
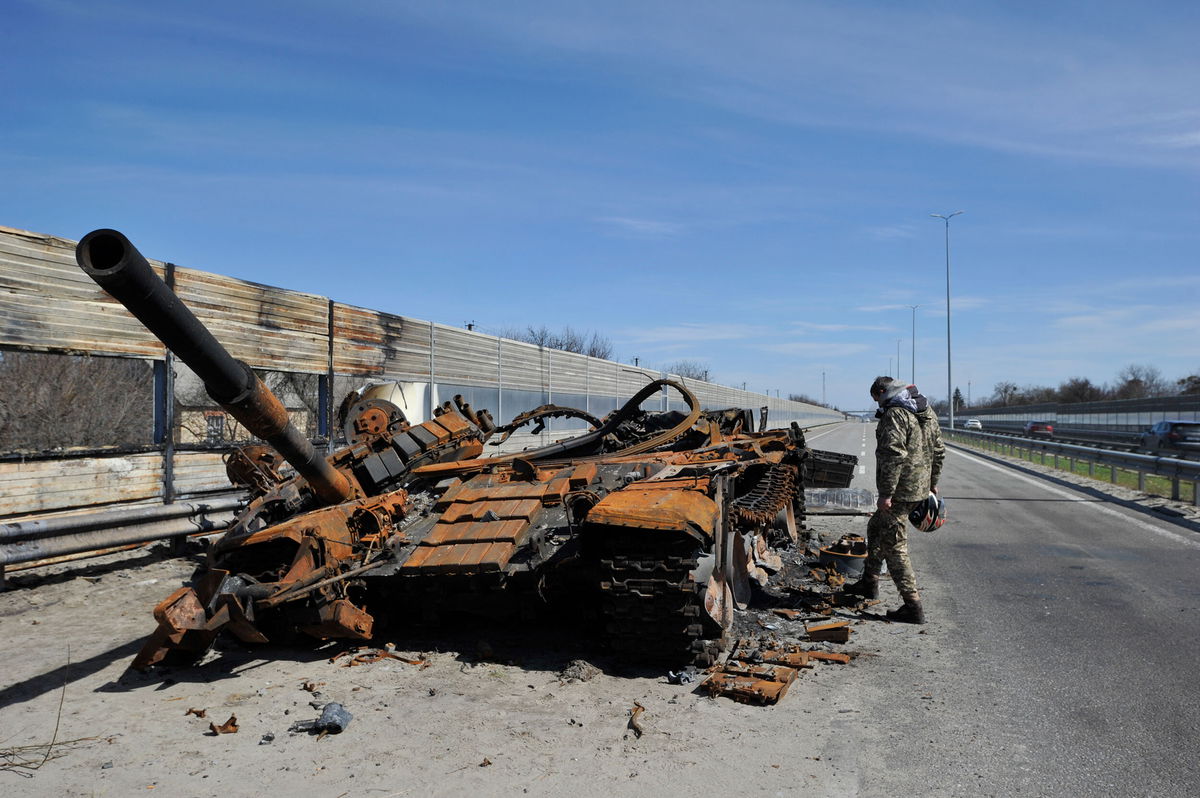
<box><xmin>864</xmin><ymin>500</ymin><xmax>923</xmax><ymax>596</ymax></box>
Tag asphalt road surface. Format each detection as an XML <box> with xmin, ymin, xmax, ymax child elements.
<box><xmin>804</xmin><ymin>420</ymin><xmax>1200</xmax><ymax>797</ymax></box>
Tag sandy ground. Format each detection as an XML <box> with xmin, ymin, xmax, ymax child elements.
<box><xmin>0</xmin><ymin>512</ymin><xmax>892</xmax><ymax>798</ymax></box>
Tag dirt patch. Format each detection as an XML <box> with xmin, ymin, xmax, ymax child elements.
<box><xmin>0</xmin><ymin>521</ymin><xmax>905</xmax><ymax>796</ymax></box>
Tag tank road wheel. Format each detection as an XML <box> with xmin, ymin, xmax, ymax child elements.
<box><xmin>596</xmin><ymin>529</ymin><xmax>729</xmax><ymax>667</ymax></box>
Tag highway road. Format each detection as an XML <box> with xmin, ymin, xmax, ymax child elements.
<box><xmin>803</xmin><ymin>420</ymin><xmax>1200</xmax><ymax>797</ymax></box>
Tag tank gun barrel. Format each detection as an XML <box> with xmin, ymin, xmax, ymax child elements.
<box><xmin>76</xmin><ymin>228</ymin><xmax>352</xmax><ymax>505</ymax></box>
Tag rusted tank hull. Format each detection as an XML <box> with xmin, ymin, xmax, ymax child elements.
<box><xmin>74</xmin><ymin>228</ymin><xmax>856</xmax><ymax>670</ymax></box>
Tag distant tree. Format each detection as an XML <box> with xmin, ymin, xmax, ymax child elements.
<box><xmin>664</xmin><ymin>359</ymin><xmax>711</xmax><ymax>381</ymax></box>
<box><xmin>582</xmin><ymin>332</ymin><xmax>615</xmax><ymax>360</ymax></box>
<box><xmin>1113</xmin><ymin>363</ymin><xmax>1170</xmax><ymax>399</ymax></box>
<box><xmin>1178</xmin><ymin>373</ymin><xmax>1200</xmax><ymax>395</ymax></box>
<box><xmin>499</xmin><ymin>325</ymin><xmax>615</xmax><ymax>360</ymax></box>
<box><xmin>992</xmin><ymin>381</ymin><xmax>1019</xmax><ymax>406</ymax></box>
<box><xmin>0</xmin><ymin>351</ymin><xmax>153</xmax><ymax>451</ymax></box>
<box><xmin>1058</xmin><ymin>377</ymin><xmax>1104</xmax><ymax>403</ymax></box>
<box><xmin>787</xmin><ymin>392</ymin><xmax>830</xmax><ymax>408</ymax></box>
<box><xmin>1017</xmin><ymin>384</ymin><xmax>1057</xmax><ymax>405</ymax></box>
<box><xmin>952</xmin><ymin>387</ymin><xmax>964</xmax><ymax>411</ymax></box>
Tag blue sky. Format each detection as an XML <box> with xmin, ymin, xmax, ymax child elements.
<box><xmin>3</xmin><ymin>0</ymin><xmax>1198</xmax><ymax>410</ymax></box>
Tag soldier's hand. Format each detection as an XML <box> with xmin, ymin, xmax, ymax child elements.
<box><xmin>877</xmin><ymin>496</ymin><xmax>893</xmax><ymax>511</ymax></box>
<box><xmin>931</xmin><ymin>486</ymin><xmax>938</xmax><ymax>495</ymax></box>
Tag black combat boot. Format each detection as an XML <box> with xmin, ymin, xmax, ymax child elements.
<box><xmin>842</xmin><ymin>575</ymin><xmax>879</xmax><ymax>600</ymax></box>
<box><xmin>885</xmin><ymin>598</ymin><xmax>926</xmax><ymax>624</ymax></box>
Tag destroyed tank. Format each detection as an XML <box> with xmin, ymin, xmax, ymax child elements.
<box><xmin>75</xmin><ymin>229</ymin><xmax>857</xmax><ymax>669</ymax></box>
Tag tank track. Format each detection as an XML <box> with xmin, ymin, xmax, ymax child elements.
<box><xmin>595</xmin><ymin>530</ymin><xmax>722</xmax><ymax>667</ymax></box>
<box><xmin>730</xmin><ymin>463</ymin><xmax>797</xmax><ymax>526</ymax></box>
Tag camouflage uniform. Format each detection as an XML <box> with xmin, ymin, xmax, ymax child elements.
<box><xmin>866</xmin><ymin>402</ymin><xmax>945</xmax><ymax>595</ymax></box>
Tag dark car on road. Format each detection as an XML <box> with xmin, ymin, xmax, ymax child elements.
<box><xmin>1139</xmin><ymin>420</ymin><xmax>1200</xmax><ymax>453</ymax></box>
<box><xmin>1023</xmin><ymin>420</ymin><xmax>1054</xmax><ymax>438</ymax></box>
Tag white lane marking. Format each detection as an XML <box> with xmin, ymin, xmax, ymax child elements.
<box><xmin>806</xmin><ymin>426</ymin><xmax>842</xmax><ymax>442</ymax></box>
<box><xmin>949</xmin><ymin>448</ymin><xmax>1200</xmax><ymax>550</ymax></box>
<box><xmin>857</xmin><ymin>465</ymin><xmax>865</xmax><ymax>474</ymax></box>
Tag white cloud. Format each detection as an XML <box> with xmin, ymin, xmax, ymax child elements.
<box><xmin>789</xmin><ymin>321</ymin><xmax>894</xmax><ymax>333</ymax></box>
<box><xmin>394</xmin><ymin>1</ymin><xmax>1200</xmax><ymax>170</ymax></box>
<box><xmin>616</xmin><ymin>322</ymin><xmax>765</xmax><ymax>347</ymax></box>
<box><xmin>1143</xmin><ymin>130</ymin><xmax>1200</xmax><ymax>149</ymax></box>
<box><xmin>761</xmin><ymin>341</ymin><xmax>870</xmax><ymax>357</ymax></box>
<box><xmin>865</xmin><ymin>224</ymin><xmax>918</xmax><ymax>241</ymax></box>
<box><xmin>595</xmin><ymin>216</ymin><xmax>683</xmax><ymax>237</ymax></box>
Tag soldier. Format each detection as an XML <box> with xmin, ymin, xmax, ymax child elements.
<box><xmin>843</xmin><ymin>376</ymin><xmax>945</xmax><ymax>623</ymax></box>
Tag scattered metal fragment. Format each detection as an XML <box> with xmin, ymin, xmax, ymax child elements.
<box><xmin>807</xmin><ymin>651</ymin><xmax>853</xmax><ymax>665</ymax></box>
<box><xmin>772</xmin><ymin>608</ymin><xmax>803</xmax><ymax>621</ymax></box>
<box><xmin>184</xmin><ymin>707</ymin><xmax>207</xmax><ymax>719</ymax></box>
<box><xmin>317</xmin><ymin>703</ymin><xmax>352</xmax><ymax>734</ymax></box>
<box><xmin>817</xmin><ymin>534</ymin><xmax>869</xmax><ymax>577</ymax></box>
<box><xmin>666</xmin><ymin>666</ymin><xmax>700</xmax><ymax>685</ymax></box>
<box><xmin>330</xmin><ymin>646</ymin><xmax>427</xmax><ymax>668</ymax></box>
<box><xmin>480</xmin><ymin>757</ymin><xmax>493</xmax><ymax>767</ymax></box>
<box><xmin>703</xmin><ymin>662</ymin><xmax>799</xmax><ymax>705</ymax></box>
<box><xmin>259</xmin><ymin>733</ymin><xmax>275</xmax><ymax>745</ymax></box>
<box><xmin>628</xmin><ymin>702</ymin><xmax>646</xmax><ymax>737</ymax></box>
<box><xmin>301</xmin><ymin>681</ymin><xmax>324</xmax><ymax>693</ymax></box>
<box><xmin>806</xmin><ymin>621</ymin><xmax>852</xmax><ymax>643</ymax></box>
<box><xmin>289</xmin><ymin>703</ymin><xmax>353</xmax><ymax>735</ymax></box>
<box><xmin>208</xmin><ymin>715</ymin><xmax>238</xmax><ymax>735</ymax></box>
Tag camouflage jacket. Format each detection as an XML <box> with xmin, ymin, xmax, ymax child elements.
<box><xmin>875</xmin><ymin>404</ymin><xmax>945</xmax><ymax>501</ymax></box>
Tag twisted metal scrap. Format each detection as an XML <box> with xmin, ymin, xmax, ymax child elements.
<box><xmin>489</xmin><ymin>405</ymin><xmax>603</xmax><ymax>445</ymax></box>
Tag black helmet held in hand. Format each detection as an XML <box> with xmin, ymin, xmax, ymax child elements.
<box><xmin>909</xmin><ymin>492</ymin><xmax>946</xmax><ymax>532</ymax></box>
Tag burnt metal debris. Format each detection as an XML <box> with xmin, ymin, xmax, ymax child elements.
<box><xmin>74</xmin><ymin>229</ymin><xmax>856</xmax><ymax>670</ymax></box>
<box><xmin>701</xmin><ymin>639</ymin><xmax>854</xmax><ymax>705</ymax></box>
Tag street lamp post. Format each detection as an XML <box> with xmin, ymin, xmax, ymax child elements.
<box><xmin>930</xmin><ymin>211</ymin><xmax>963</xmax><ymax>428</ymax></box>
<box><xmin>896</xmin><ymin>340</ymin><xmax>902</xmax><ymax>383</ymax></box>
<box><xmin>908</xmin><ymin>305</ymin><xmax>918</xmax><ymax>385</ymax></box>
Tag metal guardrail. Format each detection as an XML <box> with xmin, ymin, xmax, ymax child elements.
<box><xmin>946</xmin><ymin>429</ymin><xmax>1200</xmax><ymax>506</ymax></box>
<box><xmin>965</xmin><ymin>420</ymin><xmax>1148</xmax><ymax>450</ymax></box>
<box><xmin>0</xmin><ymin>495</ymin><xmax>242</xmax><ymax>589</ymax></box>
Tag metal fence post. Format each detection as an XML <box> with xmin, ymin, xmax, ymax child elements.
<box><xmin>325</xmin><ymin>299</ymin><xmax>335</xmax><ymax>453</ymax></box>
<box><xmin>428</xmin><ymin>325</ymin><xmax>436</xmax><ymax>420</ymax></box>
